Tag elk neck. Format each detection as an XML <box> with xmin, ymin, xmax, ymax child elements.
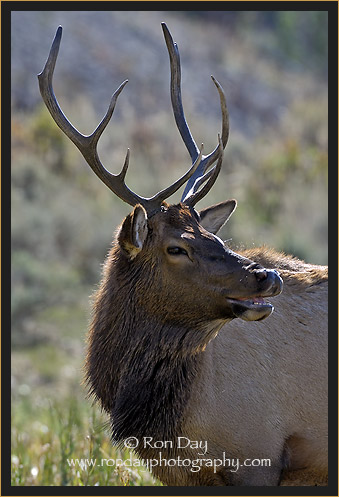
<box><xmin>85</xmin><ymin>242</ymin><xmax>225</xmax><ymax>447</ymax></box>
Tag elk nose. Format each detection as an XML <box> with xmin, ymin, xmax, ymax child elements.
<box><xmin>245</xmin><ymin>263</ymin><xmax>283</xmax><ymax>295</ymax></box>
<box><xmin>245</xmin><ymin>262</ymin><xmax>267</xmax><ymax>281</ymax></box>
<box><xmin>258</xmin><ymin>269</ymin><xmax>283</xmax><ymax>296</ymax></box>
<box><xmin>269</xmin><ymin>269</ymin><xmax>283</xmax><ymax>295</ymax></box>
<box><xmin>254</xmin><ymin>268</ymin><xmax>268</xmax><ymax>282</ymax></box>
<box><xmin>251</xmin><ymin>266</ymin><xmax>283</xmax><ymax>296</ymax></box>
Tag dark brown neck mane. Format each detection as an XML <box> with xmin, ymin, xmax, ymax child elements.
<box><xmin>85</xmin><ymin>243</ymin><xmax>210</xmax><ymax>445</ymax></box>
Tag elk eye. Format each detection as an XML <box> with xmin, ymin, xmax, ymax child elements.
<box><xmin>167</xmin><ymin>247</ymin><xmax>188</xmax><ymax>256</ymax></box>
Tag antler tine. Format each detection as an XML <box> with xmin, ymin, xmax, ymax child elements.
<box><xmin>151</xmin><ymin>145</ymin><xmax>203</xmax><ymax>204</ymax></box>
<box><xmin>161</xmin><ymin>23</ymin><xmax>229</xmax><ymax>203</ymax></box>
<box><xmin>38</xmin><ymin>26</ymin><xmax>144</xmax><ymax>207</ymax></box>
<box><xmin>38</xmin><ymin>26</ymin><xmax>207</xmax><ymax>214</ymax></box>
<box><xmin>161</xmin><ymin>22</ymin><xmax>199</xmax><ymax>163</ymax></box>
<box><xmin>182</xmin><ymin>165</ymin><xmax>214</xmax><ymax>202</ymax></box>
<box><xmin>184</xmin><ymin>135</ymin><xmax>224</xmax><ymax>207</ymax></box>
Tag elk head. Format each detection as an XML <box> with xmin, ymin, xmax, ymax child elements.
<box><xmin>38</xmin><ymin>23</ymin><xmax>282</xmax><ymax>328</ymax></box>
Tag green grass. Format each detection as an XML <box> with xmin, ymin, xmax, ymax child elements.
<box><xmin>12</xmin><ymin>379</ymin><xmax>162</xmax><ymax>486</ymax></box>
<box><xmin>11</xmin><ymin>340</ymin><xmax>161</xmax><ymax>486</ymax></box>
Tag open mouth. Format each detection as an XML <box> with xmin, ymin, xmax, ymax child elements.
<box><xmin>226</xmin><ymin>296</ymin><xmax>274</xmax><ymax>321</ymax></box>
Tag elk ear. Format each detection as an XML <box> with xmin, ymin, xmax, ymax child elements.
<box><xmin>118</xmin><ymin>205</ymin><xmax>148</xmax><ymax>259</ymax></box>
<box><xmin>199</xmin><ymin>199</ymin><xmax>237</xmax><ymax>235</ymax></box>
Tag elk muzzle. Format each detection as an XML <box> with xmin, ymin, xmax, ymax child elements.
<box><xmin>227</xmin><ymin>268</ymin><xmax>283</xmax><ymax>322</ymax></box>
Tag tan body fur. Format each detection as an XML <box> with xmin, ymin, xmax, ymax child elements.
<box><xmin>165</xmin><ymin>248</ymin><xmax>328</xmax><ymax>486</ymax></box>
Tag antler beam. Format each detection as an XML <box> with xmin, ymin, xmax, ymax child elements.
<box><xmin>38</xmin><ymin>26</ymin><xmax>204</xmax><ymax>213</ymax></box>
<box><xmin>38</xmin><ymin>24</ymin><xmax>228</xmax><ymax>213</ymax></box>
<box><xmin>161</xmin><ymin>23</ymin><xmax>229</xmax><ymax>202</ymax></box>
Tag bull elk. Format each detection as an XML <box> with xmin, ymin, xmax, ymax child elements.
<box><xmin>38</xmin><ymin>24</ymin><xmax>328</xmax><ymax>486</ymax></box>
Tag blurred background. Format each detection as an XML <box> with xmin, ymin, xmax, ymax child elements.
<box><xmin>11</xmin><ymin>10</ymin><xmax>328</xmax><ymax>486</ymax></box>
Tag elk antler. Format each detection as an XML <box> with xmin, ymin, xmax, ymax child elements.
<box><xmin>161</xmin><ymin>23</ymin><xmax>229</xmax><ymax>203</ymax></box>
<box><xmin>38</xmin><ymin>26</ymin><xmax>204</xmax><ymax>214</ymax></box>
<box><xmin>183</xmin><ymin>135</ymin><xmax>224</xmax><ymax>207</ymax></box>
